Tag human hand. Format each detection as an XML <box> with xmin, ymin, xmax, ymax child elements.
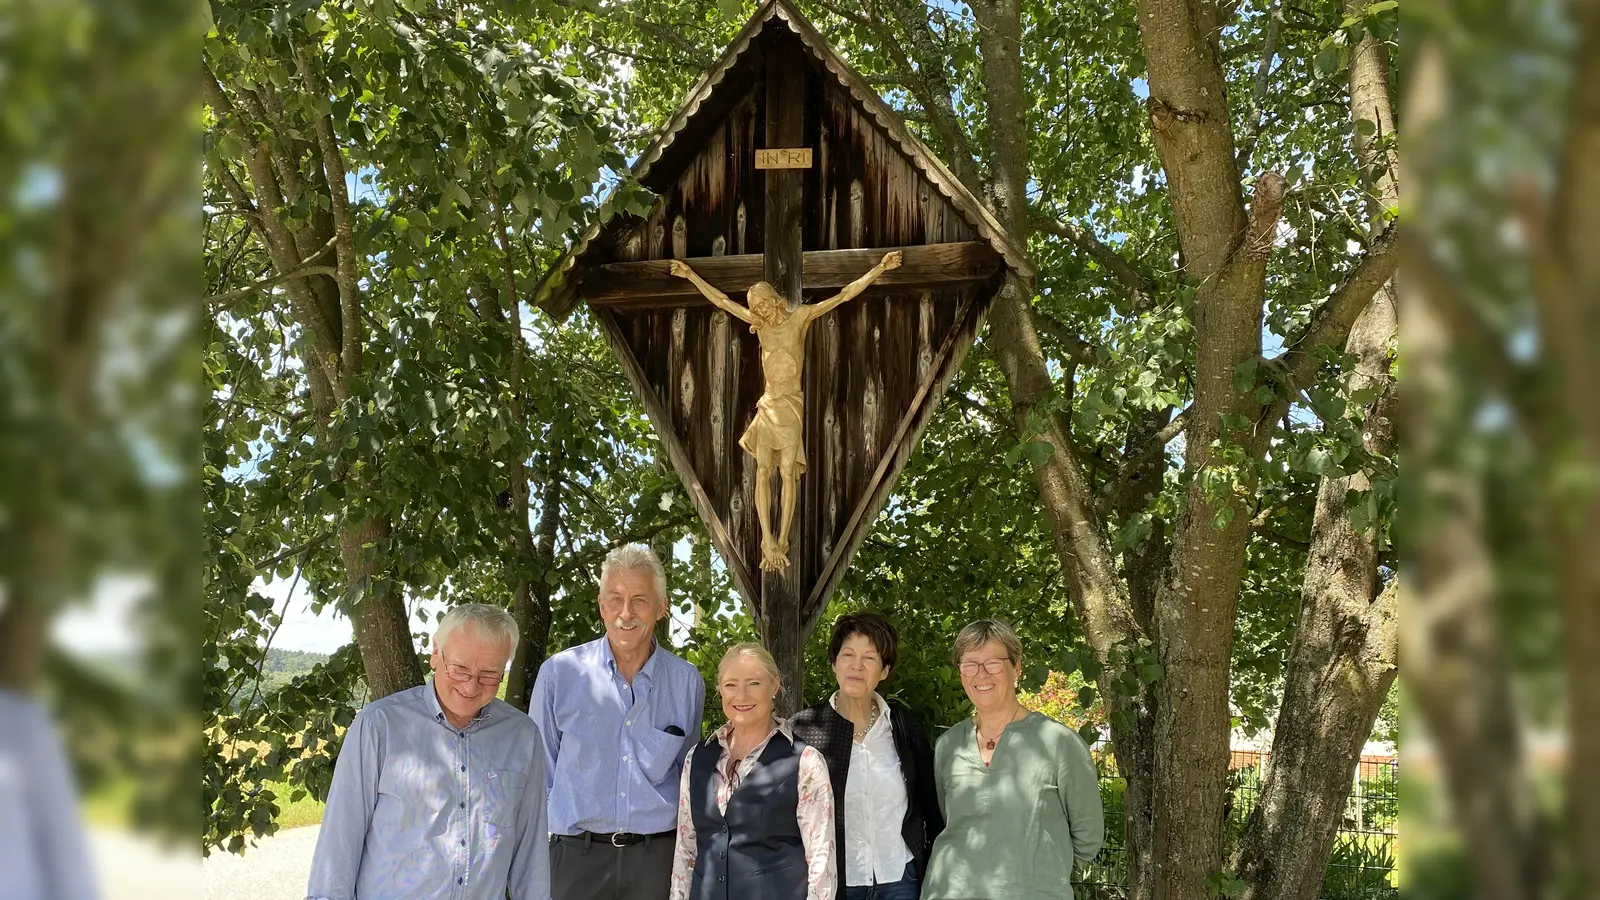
<box><xmin>669</xmin><ymin>259</ymin><xmax>692</xmax><ymax>278</ymax></box>
<box><xmin>881</xmin><ymin>250</ymin><xmax>903</xmax><ymax>270</ymax></box>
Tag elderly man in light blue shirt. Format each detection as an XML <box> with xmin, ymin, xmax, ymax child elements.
<box><xmin>532</xmin><ymin>544</ymin><xmax>704</xmax><ymax>900</ymax></box>
<box><xmin>306</xmin><ymin>603</ymin><xmax>547</xmax><ymax>900</ymax></box>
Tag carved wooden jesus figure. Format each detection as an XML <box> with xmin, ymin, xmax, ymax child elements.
<box><xmin>669</xmin><ymin>250</ymin><xmax>903</xmax><ymax>571</ymax></box>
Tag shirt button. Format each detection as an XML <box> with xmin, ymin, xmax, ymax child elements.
<box><xmin>460</xmin><ymin>839</ymin><xmax>467</xmax><ymax>847</ymax></box>
<box><xmin>718</xmin><ymin>876</ymin><xmax>726</xmax><ymax>882</ymax></box>
<box><xmin>457</xmin><ymin>877</ymin><xmax>465</xmax><ymax>885</ymax></box>
<box><xmin>460</xmin><ymin>765</ymin><xmax>466</xmax><ymax>772</ymax></box>
<box><xmin>459</xmin><ymin>802</ymin><xmax>466</xmax><ymax>809</ymax></box>
<box><xmin>622</xmin><ymin>755</ymin><xmax>630</xmax><ymax>762</ymax></box>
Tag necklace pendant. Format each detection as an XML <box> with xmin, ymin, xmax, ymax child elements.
<box><xmin>985</xmin><ymin>738</ymin><xmax>996</xmax><ymax>750</ymax></box>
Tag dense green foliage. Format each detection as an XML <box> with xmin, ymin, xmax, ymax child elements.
<box><xmin>202</xmin><ymin>0</ymin><xmax>1396</xmax><ymax>875</ymax></box>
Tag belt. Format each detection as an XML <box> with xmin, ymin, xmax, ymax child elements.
<box><xmin>556</xmin><ymin>830</ymin><xmax>675</xmax><ymax>848</ymax></box>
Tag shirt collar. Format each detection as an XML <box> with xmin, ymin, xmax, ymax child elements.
<box><xmin>828</xmin><ymin>691</ymin><xmax>889</xmax><ymax>736</ymax></box>
<box><xmin>601</xmin><ymin>635</ymin><xmax>662</xmax><ymax>682</ymax></box>
<box><xmin>425</xmin><ymin>677</ymin><xmax>494</xmax><ymax>729</ymax></box>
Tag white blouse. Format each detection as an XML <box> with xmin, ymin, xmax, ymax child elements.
<box><xmin>831</xmin><ymin>692</ymin><xmax>912</xmax><ymax>886</ymax></box>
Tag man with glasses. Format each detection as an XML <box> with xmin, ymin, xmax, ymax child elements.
<box><xmin>306</xmin><ymin>603</ymin><xmax>548</xmax><ymax>900</ymax></box>
<box><xmin>532</xmin><ymin>544</ymin><xmax>705</xmax><ymax>900</ymax></box>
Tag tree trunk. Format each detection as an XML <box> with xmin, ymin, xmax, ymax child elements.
<box><xmin>206</xmin><ymin>62</ymin><xmax>425</xmax><ymax>704</ymax></box>
<box><xmin>1232</xmin><ymin>9</ymin><xmax>1401</xmax><ymax>896</ymax></box>
<box><xmin>1405</xmin><ymin>275</ymin><xmax>1548</xmax><ymax>900</ymax></box>
<box><xmin>340</xmin><ymin>516</ymin><xmax>424</xmax><ymax>699</ymax></box>
<box><xmin>483</xmin><ymin>211</ymin><xmax>553</xmax><ymax>713</ymax></box>
<box><xmin>971</xmin><ymin>0</ymin><xmax>1161</xmax><ymax>892</ymax></box>
<box><xmin>0</xmin><ymin>580</ymin><xmax>50</xmax><ymax>692</ymax></box>
<box><xmin>509</xmin><ymin>461</ymin><xmax>562</xmax><ymax>711</ymax></box>
<box><xmin>1546</xmin><ymin>1</ymin><xmax>1600</xmax><ymax>886</ymax></box>
<box><xmin>1233</xmin><ymin>300</ymin><xmax>1398</xmax><ymax>900</ymax></box>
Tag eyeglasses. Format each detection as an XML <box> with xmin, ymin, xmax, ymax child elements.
<box><xmin>444</xmin><ymin>663</ymin><xmax>506</xmax><ymax>687</ymax></box>
<box><xmin>958</xmin><ymin>657</ymin><xmax>1013</xmax><ymax>677</ymax></box>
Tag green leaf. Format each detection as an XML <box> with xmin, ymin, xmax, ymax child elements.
<box><xmin>1021</xmin><ymin>441</ymin><xmax>1055</xmax><ymax>467</ymax></box>
<box><xmin>1305</xmin><ymin>447</ymin><xmax>1335</xmax><ymax>476</ymax></box>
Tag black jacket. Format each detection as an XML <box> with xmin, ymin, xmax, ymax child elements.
<box><xmin>790</xmin><ymin>699</ymin><xmax>944</xmax><ymax>894</ymax></box>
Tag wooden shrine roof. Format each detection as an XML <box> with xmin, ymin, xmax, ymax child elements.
<box><xmin>531</xmin><ymin>0</ymin><xmax>1031</xmax><ymax>318</ymax></box>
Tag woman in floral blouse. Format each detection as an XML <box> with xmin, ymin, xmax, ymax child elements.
<box><xmin>670</xmin><ymin>642</ymin><xmax>836</xmax><ymax>900</ymax></box>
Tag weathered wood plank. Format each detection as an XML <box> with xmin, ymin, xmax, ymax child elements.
<box><xmin>804</xmin><ymin>291</ymin><xmax>978</xmax><ymax>617</ymax></box>
<box><xmin>761</xmin><ymin>33</ymin><xmax>806</xmax><ymax>714</ymax></box>
<box><xmin>583</xmin><ymin>242</ymin><xmax>1001</xmax><ymax>306</ymax></box>
<box><xmin>592</xmin><ymin>308</ymin><xmax>761</xmax><ymax>606</ymax></box>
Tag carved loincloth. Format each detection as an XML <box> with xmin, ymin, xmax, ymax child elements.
<box><xmin>739</xmin><ymin>391</ymin><xmax>807</xmax><ymax>473</ymax></box>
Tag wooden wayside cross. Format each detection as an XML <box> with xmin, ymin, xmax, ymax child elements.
<box><xmin>533</xmin><ymin>0</ymin><xmax>1028</xmax><ymax>708</ymax></box>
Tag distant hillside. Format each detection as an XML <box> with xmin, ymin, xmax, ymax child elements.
<box><xmin>265</xmin><ymin>648</ymin><xmax>329</xmax><ymax>676</ymax></box>
<box><xmin>257</xmin><ymin>648</ymin><xmax>329</xmax><ymax>699</ymax></box>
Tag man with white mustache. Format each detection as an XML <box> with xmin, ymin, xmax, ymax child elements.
<box><xmin>532</xmin><ymin>544</ymin><xmax>705</xmax><ymax>900</ymax></box>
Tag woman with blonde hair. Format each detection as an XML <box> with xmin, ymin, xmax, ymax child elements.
<box><xmin>669</xmin><ymin>643</ymin><xmax>837</xmax><ymax>900</ymax></box>
<box><xmin>921</xmin><ymin>619</ymin><xmax>1104</xmax><ymax>900</ymax></box>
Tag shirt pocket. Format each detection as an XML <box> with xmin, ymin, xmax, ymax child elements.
<box><xmin>632</xmin><ymin>726</ymin><xmax>688</xmax><ymax>786</ymax></box>
<box><xmin>484</xmin><ymin>768</ymin><xmax>527</xmax><ymax>826</ymax></box>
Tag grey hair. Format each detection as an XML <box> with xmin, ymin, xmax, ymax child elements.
<box><xmin>435</xmin><ymin>603</ymin><xmax>519</xmax><ymax>658</ymax></box>
<box><xmin>718</xmin><ymin>641</ymin><xmax>781</xmax><ymax>686</ymax></box>
<box><xmin>951</xmin><ymin>618</ymin><xmax>1023</xmax><ymax>667</ymax></box>
<box><xmin>599</xmin><ymin>543</ymin><xmax>668</xmax><ymax>605</ymax></box>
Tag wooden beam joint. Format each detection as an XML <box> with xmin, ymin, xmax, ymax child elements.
<box><xmin>583</xmin><ymin>242</ymin><xmax>1001</xmax><ymax>307</ymax></box>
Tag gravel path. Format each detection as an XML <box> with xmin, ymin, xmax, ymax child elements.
<box><xmin>89</xmin><ymin>828</ymin><xmax>202</xmax><ymax>900</ymax></box>
<box><xmin>201</xmin><ymin>825</ymin><xmax>320</xmax><ymax>900</ymax></box>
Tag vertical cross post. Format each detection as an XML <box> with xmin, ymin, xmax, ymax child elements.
<box><xmin>760</xmin><ymin>37</ymin><xmax>806</xmax><ymax>715</ymax></box>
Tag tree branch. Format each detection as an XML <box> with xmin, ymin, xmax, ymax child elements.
<box><xmin>1029</xmin><ymin>211</ymin><xmax>1159</xmax><ymax>309</ymax></box>
<box><xmin>1101</xmin><ymin>406</ymin><xmax>1189</xmax><ymax>504</ymax></box>
<box><xmin>1028</xmin><ymin>307</ymin><xmax>1098</xmax><ymax>366</ymax></box>
<box><xmin>1235</xmin><ymin>0</ymin><xmax>1285</xmax><ymax>174</ymax></box>
<box><xmin>296</xmin><ymin>47</ymin><xmax>362</xmax><ymax>379</ymax></box>
<box><xmin>557</xmin><ymin>514</ymin><xmax>695</xmax><ymax>577</ymax></box>
<box><xmin>207</xmin><ymin>264</ymin><xmax>339</xmax><ymax>306</ymax></box>
<box><xmin>1271</xmin><ymin>222</ymin><xmax>1399</xmax><ymax>393</ymax></box>
<box><xmin>947</xmin><ymin>390</ymin><xmax>1011</xmax><ymax>431</ymax></box>
<box><xmin>872</xmin><ymin>0</ymin><xmax>986</xmax><ymax>196</ymax></box>
<box><xmin>204</xmin><ymin>61</ymin><xmax>344</xmax><ymax>385</ymax></box>
<box><xmin>249</xmin><ymin>531</ymin><xmax>334</xmax><ymax>572</ymax></box>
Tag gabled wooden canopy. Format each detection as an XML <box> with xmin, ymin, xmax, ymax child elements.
<box><xmin>531</xmin><ymin>0</ymin><xmax>1028</xmax><ymax>635</ymax></box>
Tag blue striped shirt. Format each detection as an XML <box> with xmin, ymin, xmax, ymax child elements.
<box><xmin>305</xmin><ymin>682</ymin><xmax>548</xmax><ymax>900</ymax></box>
<box><xmin>531</xmin><ymin>638</ymin><xmax>704</xmax><ymax>836</ymax></box>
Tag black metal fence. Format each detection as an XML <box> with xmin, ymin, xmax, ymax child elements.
<box><xmin>1070</xmin><ymin>746</ymin><xmax>1399</xmax><ymax>900</ymax></box>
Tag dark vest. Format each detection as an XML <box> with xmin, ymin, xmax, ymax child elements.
<box><xmin>790</xmin><ymin>700</ymin><xmax>945</xmax><ymax>896</ymax></box>
<box><xmin>688</xmin><ymin>731</ymin><xmax>809</xmax><ymax>900</ymax></box>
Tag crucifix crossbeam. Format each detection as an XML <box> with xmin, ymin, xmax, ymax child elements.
<box><xmin>580</xmin><ymin>241</ymin><xmax>1001</xmax><ymax>309</ymax></box>
<box><xmin>530</xmin><ymin>0</ymin><xmax>1032</xmax><ymax>711</ymax></box>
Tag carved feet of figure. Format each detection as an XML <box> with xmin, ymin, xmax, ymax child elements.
<box><xmin>760</xmin><ymin>535</ymin><xmax>789</xmax><ymax>572</ymax></box>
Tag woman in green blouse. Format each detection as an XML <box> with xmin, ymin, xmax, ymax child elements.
<box><xmin>922</xmin><ymin>619</ymin><xmax>1104</xmax><ymax>900</ymax></box>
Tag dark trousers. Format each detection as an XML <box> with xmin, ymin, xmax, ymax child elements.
<box><xmin>843</xmin><ymin>860</ymin><xmax>920</xmax><ymax>900</ymax></box>
<box><xmin>549</xmin><ymin>833</ymin><xmax>675</xmax><ymax>900</ymax></box>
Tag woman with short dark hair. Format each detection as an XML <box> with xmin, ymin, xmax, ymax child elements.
<box><xmin>792</xmin><ymin>612</ymin><xmax>943</xmax><ymax>900</ymax></box>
